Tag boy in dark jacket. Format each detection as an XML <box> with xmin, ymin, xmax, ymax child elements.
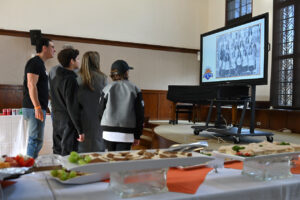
<box><xmin>49</xmin><ymin>48</ymin><xmax>84</xmax><ymax>155</ymax></box>
<box><xmin>99</xmin><ymin>60</ymin><xmax>144</xmax><ymax>151</ymax></box>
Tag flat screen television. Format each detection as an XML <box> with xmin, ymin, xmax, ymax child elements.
<box><xmin>200</xmin><ymin>13</ymin><xmax>269</xmax><ymax>86</ymax></box>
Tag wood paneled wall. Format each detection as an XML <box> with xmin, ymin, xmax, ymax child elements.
<box><xmin>142</xmin><ymin>90</ymin><xmax>173</xmax><ymax>120</ymax></box>
<box><xmin>0</xmin><ymin>85</ymin><xmax>23</xmax><ymax>111</ymax></box>
<box><xmin>0</xmin><ymin>85</ymin><xmax>300</xmax><ymax>133</ymax></box>
<box><xmin>141</xmin><ymin>89</ymin><xmax>300</xmax><ymax>133</ymax></box>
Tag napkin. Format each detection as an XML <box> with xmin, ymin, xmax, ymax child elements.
<box><xmin>167</xmin><ymin>167</ymin><xmax>213</xmax><ymax>194</ymax></box>
<box><xmin>291</xmin><ymin>158</ymin><xmax>300</xmax><ymax>174</ymax></box>
<box><xmin>224</xmin><ymin>161</ymin><xmax>243</xmax><ymax>170</ymax></box>
<box><xmin>0</xmin><ymin>180</ymin><xmax>16</xmax><ymax>188</ymax></box>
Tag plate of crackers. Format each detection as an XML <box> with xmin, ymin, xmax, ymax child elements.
<box><xmin>60</xmin><ymin>149</ymin><xmax>214</xmax><ymax>173</ymax></box>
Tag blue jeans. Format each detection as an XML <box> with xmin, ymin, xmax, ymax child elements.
<box><xmin>23</xmin><ymin>108</ymin><xmax>46</xmax><ymax>158</ymax></box>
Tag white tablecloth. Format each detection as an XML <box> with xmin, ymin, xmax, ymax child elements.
<box><xmin>2</xmin><ymin>168</ymin><xmax>300</xmax><ymax>200</ymax></box>
<box><xmin>0</xmin><ymin>115</ymin><xmax>53</xmax><ymax>156</ymax></box>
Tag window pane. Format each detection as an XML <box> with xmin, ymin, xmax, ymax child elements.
<box><xmin>278</xmin><ymin>58</ymin><xmax>294</xmax><ymax>106</ymax></box>
<box><xmin>280</xmin><ymin>30</ymin><xmax>294</xmax><ymax>44</ymax></box>
<box><xmin>281</xmin><ymin>58</ymin><xmax>293</xmax><ymax>70</ymax></box>
<box><xmin>235</xmin><ymin>8</ymin><xmax>240</xmax><ymax>18</ymax></box>
<box><xmin>287</xmin><ymin>30</ymin><xmax>294</xmax><ymax>42</ymax></box>
<box><xmin>247</xmin><ymin>4</ymin><xmax>252</xmax><ymax>14</ymax></box>
<box><xmin>241</xmin><ymin>0</ymin><xmax>247</xmax><ymax>6</ymax></box>
<box><xmin>288</xmin><ymin>5</ymin><xmax>294</xmax><ymax>18</ymax></box>
<box><xmin>280</xmin><ymin>42</ymin><xmax>294</xmax><ymax>55</ymax></box>
<box><xmin>288</xmin><ymin>18</ymin><xmax>294</xmax><ymax>30</ymax></box>
<box><xmin>280</xmin><ymin>18</ymin><xmax>294</xmax><ymax>32</ymax></box>
<box><xmin>279</xmin><ymin>5</ymin><xmax>294</xmax><ymax>55</ymax></box>
<box><xmin>228</xmin><ymin>0</ymin><xmax>235</xmax><ymax>10</ymax></box>
<box><xmin>280</xmin><ymin>5</ymin><xmax>294</xmax><ymax>20</ymax></box>
<box><xmin>226</xmin><ymin>0</ymin><xmax>252</xmax><ymax>25</ymax></box>
<box><xmin>241</xmin><ymin>6</ymin><xmax>247</xmax><ymax>15</ymax></box>
<box><xmin>235</xmin><ymin>0</ymin><xmax>240</xmax><ymax>9</ymax></box>
<box><xmin>228</xmin><ymin>11</ymin><xmax>234</xmax><ymax>20</ymax></box>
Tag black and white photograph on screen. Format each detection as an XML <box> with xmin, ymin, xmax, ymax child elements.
<box><xmin>216</xmin><ymin>24</ymin><xmax>261</xmax><ymax>78</ymax></box>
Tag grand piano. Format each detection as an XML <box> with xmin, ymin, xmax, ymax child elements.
<box><xmin>166</xmin><ymin>85</ymin><xmax>273</xmax><ymax>144</ymax></box>
<box><xmin>167</xmin><ymin>85</ymin><xmax>250</xmax><ymax>124</ymax></box>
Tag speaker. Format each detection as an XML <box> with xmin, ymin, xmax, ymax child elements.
<box><xmin>29</xmin><ymin>30</ymin><xmax>42</xmax><ymax>45</ymax></box>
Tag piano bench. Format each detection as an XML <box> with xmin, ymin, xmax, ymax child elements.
<box><xmin>175</xmin><ymin>104</ymin><xmax>193</xmax><ymax>124</ymax></box>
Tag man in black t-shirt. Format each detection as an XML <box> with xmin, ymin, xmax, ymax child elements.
<box><xmin>23</xmin><ymin>37</ymin><xmax>55</xmax><ymax>158</ymax></box>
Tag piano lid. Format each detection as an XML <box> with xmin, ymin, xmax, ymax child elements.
<box><xmin>167</xmin><ymin>85</ymin><xmax>249</xmax><ymax>103</ymax></box>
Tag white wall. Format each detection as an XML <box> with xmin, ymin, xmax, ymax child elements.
<box><xmin>253</xmin><ymin>0</ymin><xmax>273</xmax><ymax>101</ymax></box>
<box><xmin>206</xmin><ymin>0</ymin><xmax>273</xmax><ymax>101</ymax></box>
<box><xmin>0</xmin><ymin>0</ymin><xmax>209</xmax><ymax>49</ymax></box>
<box><xmin>0</xmin><ymin>0</ymin><xmax>211</xmax><ymax>90</ymax></box>
<box><xmin>207</xmin><ymin>0</ymin><xmax>226</xmax><ymax>31</ymax></box>
<box><xmin>0</xmin><ymin>0</ymin><xmax>274</xmax><ymax>99</ymax></box>
<box><xmin>0</xmin><ymin>35</ymin><xmax>200</xmax><ymax>90</ymax></box>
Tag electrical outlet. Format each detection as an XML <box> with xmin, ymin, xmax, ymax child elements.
<box><xmin>256</xmin><ymin>121</ymin><xmax>261</xmax><ymax>126</ymax></box>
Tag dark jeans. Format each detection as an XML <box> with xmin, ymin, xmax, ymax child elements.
<box><xmin>104</xmin><ymin>140</ymin><xmax>132</xmax><ymax>151</ymax></box>
<box><xmin>52</xmin><ymin>114</ymin><xmax>78</xmax><ymax>156</ymax></box>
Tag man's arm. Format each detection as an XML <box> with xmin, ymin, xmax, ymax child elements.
<box><xmin>27</xmin><ymin>73</ymin><xmax>44</xmax><ymax>121</ymax></box>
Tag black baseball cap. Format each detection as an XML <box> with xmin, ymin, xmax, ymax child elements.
<box><xmin>111</xmin><ymin>60</ymin><xmax>134</xmax><ymax>75</ymax></box>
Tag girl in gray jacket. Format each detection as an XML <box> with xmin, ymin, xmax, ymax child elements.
<box><xmin>77</xmin><ymin>51</ymin><xmax>107</xmax><ymax>152</ymax></box>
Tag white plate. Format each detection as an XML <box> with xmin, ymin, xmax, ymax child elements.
<box><xmin>48</xmin><ymin>172</ymin><xmax>109</xmax><ymax>185</ymax></box>
<box><xmin>212</xmin><ymin>151</ymin><xmax>300</xmax><ymax>161</ymax></box>
<box><xmin>60</xmin><ymin>150</ymin><xmax>215</xmax><ymax>173</ymax></box>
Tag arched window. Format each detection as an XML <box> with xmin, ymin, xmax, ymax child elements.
<box><xmin>271</xmin><ymin>0</ymin><xmax>300</xmax><ymax>108</ymax></box>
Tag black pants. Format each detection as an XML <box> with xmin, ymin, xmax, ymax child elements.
<box><xmin>104</xmin><ymin>140</ymin><xmax>132</xmax><ymax>151</ymax></box>
<box><xmin>52</xmin><ymin>114</ymin><xmax>78</xmax><ymax>156</ymax></box>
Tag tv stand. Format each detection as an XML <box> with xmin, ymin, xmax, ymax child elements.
<box><xmin>192</xmin><ymin>85</ymin><xmax>274</xmax><ymax>144</ymax></box>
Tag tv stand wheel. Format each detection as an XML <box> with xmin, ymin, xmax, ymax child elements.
<box><xmin>194</xmin><ymin>130</ymin><xmax>200</xmax><ymax>135</ymax></box>
<box><xmin>266</xmin><ymin>136</ymin><xmax>273</xmax><ymax>143</ymax></box>
<box><xmin>233</xmin><ymin>136</ymin><xmax>240</xmax><ymax>144</ymax></box>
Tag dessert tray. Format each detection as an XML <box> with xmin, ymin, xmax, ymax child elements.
<box><xmin>60</xmin><ymin>149</ymin><xmax>214</xmax><ymax>173</ymax></box>
<box><xmin>212</xmin><ymin>150</ymin><xmax>300</xmax><ymax>161</ymax></box>
<box><xmin>213</xmin><ymin>141</ymin><xmax>300</xmax><ymax>161</ymax></box>
<box><xmin>213</xmin><ymin>141</ymin><xmax>300</xmax><ymax>180</ymax></box>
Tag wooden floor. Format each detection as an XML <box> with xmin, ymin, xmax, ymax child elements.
<box><xmin>139</xmin><ymin>120</ymin><xmax>300</xmax><ymax>151</ymax></box>
<box><xmin>132</xmin><ymin>122</ymin><xmax>176</xmax><ymax>150</ymax></box>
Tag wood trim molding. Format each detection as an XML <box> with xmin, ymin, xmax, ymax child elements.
<box><xmin>0</xmin><ymin>29</ymin><xmax>198</xmax><ymax>54</ymax></box>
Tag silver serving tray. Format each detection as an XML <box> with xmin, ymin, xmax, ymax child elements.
<box><xmin>0</xmin><ymin>167</ymin><xmax>31</xmax><ymax>180</ymax></box>
<box><xmin>169</xmin><ymin>141</ymin><xmax>208</xmax><ymax>151</ymax></box>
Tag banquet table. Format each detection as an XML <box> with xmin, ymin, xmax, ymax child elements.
<box><xmin>0</xmin><ymin>115</ymin><xmax>53</xmax><ymax>156</ymax></box>
<box><xmin>2</xmin><ymin>168</ymin><xmax>300</xmax><ymax>200</ymax></box>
